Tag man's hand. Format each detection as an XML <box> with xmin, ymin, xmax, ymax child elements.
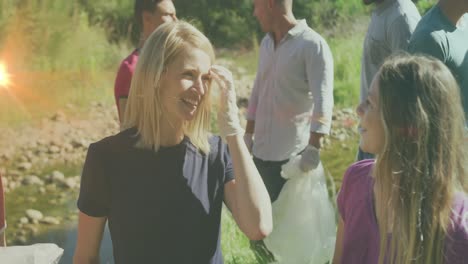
<box><xmin>299</xmin><ymin>145</ymin><xmax>320</xmax><ymax>172</ymax></box>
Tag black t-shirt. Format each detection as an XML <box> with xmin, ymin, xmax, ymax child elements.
<box><xmin>77</xmin><ymin>128</ymin><xmax>234</xmax><ymax>263</ymax></box>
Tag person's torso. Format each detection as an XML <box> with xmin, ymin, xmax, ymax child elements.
<box><xmin>340</xmin><ymin>160</ymin><xmax>381</xmax><ymax>264</ymax></box>
<box><xmin>114</xmin><ymin>49</ymin><xmax>139</xmax><ymax>108</ymax></box>
<box><xmin>253</xmin><ymin>26</ymin><xmax>325</xmax><ymax>161</ymax></box>
<box><xmin>341</xmin><ymin>161</ymin><xmax>468</xmax><ymax>264</ymax></box>
<box><xmin>99</xmin><ymin>129</ymin><xmax>226</xmax><ymax>263</ymax></box>
<box><xmin>411</xmin><ymin>7</ymin><xmax>468</xmax><ymax>117</ymax></box>
<box><xmin>360</xmin><ymin>0</ymin><xmax>421</xmax><ymax>101</ymax></box>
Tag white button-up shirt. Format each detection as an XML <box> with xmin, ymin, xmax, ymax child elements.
<box><xmin>247</xmin><ymin>20</ymin><xmax>334</xmax><ymax>161</ymax></box>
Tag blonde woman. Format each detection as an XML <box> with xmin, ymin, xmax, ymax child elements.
<box><xmin>333</xmin><ymin>55</ymin><xmax>468</xmax><ymax>264</ymax></box>
<box><xmin>74</xmin><ymin>21</ymin><xmax>272</xmax><ymax>264</ymax></box>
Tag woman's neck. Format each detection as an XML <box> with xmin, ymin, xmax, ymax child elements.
<box><xmin>159</xmin><ymin>116</ymin><xmax>184</xmax><ymax>146</ymax></box>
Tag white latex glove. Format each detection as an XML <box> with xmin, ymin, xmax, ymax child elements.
<box><xmin>243</xmin><ymin>133</ymin><xmax>253</xmax><ymax>152</ymax></box>
<box><xmin>299</xmin><ymin>145</ymin><xmax>320</xmax><ymax>172</ymax></box>
<box><xmin>210</xmin><ymin>65</ymin><xmax>244</xmax><ymax>139</ymax></box>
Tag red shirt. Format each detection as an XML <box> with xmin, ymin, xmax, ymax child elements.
<box><xmin>114</xmin><ymin>49</ymin><xmax>139</xmax><ymax>121</ymax></box>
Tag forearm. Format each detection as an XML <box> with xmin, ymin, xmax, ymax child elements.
<box><xmin>73</xmin><ymin>212</ymin><xmax>106</xmax><ymax>264</ymax></box>
<box><xmin>73</xmin><ymin>255</ymin><xmax>100</xmax><ymax>264</ymax></box>
<box><xmin>309</xmin><ymin>132</ymin><xmax>324</xmax><ymax>149</ymax></box>
<box><xmin>226</xmin><ymin>135</ymin><xmax>272</xmax><ymax>240</ymax></box>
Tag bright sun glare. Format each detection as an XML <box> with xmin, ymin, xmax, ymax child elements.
<box><xmin>0</xmin><ymin>62</ymin><xmax>10</xmax><ymax>89</ymax></box>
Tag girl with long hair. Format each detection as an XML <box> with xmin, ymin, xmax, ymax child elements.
<box><xmin>333</xmin><ymin>54</ymin><xmax>468</xmax><ymax>264</ymax></box>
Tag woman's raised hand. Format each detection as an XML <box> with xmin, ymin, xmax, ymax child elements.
<box><xmin>210</xmin><ymin>65</ymin><xmax>244</xmax><ymax>139</ymax></box>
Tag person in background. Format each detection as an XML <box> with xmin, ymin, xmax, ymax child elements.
<box><xmin>408</xmin><ymin>0</ymin><xmax>468</xmax><ymax>128</ymax></box>
<box><xmin>333</xmin><ymin>55</ymin><xmax>468</xmax><ymax>264</ymax></box>
<box><xmin>114</xmin><ymin>0</ymin><xmax>177</xmax><ymax>124</ymax></box>
<box><xmin>247</xmin><ymin>0</ymin><xmax>333</xmax><ymax>206</ymax></box>
<box><xmin>74</xmin><ymin>21</ymin><xmax>272</xmax><ymax>264</ymax></box>
<box><xmin>0</xmin><ymin>172</ymin><xmax>5</xmax><ymax>246</ymax></box>
<box><xmin>246</xmin><ymin>0</ymin><xmax>334</xmax><ymax>260</ymax></box>
<box><xmin>357</xmin><ymin>0</ymin><xmax>420</xmax><ymax>160</ymax></box>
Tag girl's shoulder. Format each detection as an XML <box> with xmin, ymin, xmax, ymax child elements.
<box><xmin>342</xmin><ymin>159</ymin><xmax>375</xmax><ymax>186</ymax></box>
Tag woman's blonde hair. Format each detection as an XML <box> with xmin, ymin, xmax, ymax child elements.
<box><xmin>122</xmin><ymin>21</ymin><xmax>215</xmax><ymax>153</ymax></box>
<box><xmin>374</xmin><ymin>55</ymin><xmax>467</xmax><ymax>264</ymax></box>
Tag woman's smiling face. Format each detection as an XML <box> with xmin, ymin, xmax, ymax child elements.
<box><xmin>159</xmin><ymin>48</ymin><xmax>212</xmax><ymax>122</ymax></box>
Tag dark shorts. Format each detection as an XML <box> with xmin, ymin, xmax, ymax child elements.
<box><xmin>253</xmin><ymin>156</ymin><xmax>289</xmax><ymax>202</ymax></box>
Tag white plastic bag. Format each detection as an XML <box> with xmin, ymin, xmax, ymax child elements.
<box><xmin>264</xmin><ymin>155</ymin><xmax>336</xmax><ymax>264</ymax></box>
<box><xmin>0</xmin><ymin>243</ymin><xmax>63</xmax><ymax>264</ymax></box>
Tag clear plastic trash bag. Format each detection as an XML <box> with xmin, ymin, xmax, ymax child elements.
<box><xmin>264</xmin><ymin>155</ymin><xmax>336</xmax><ymax>264</ymax></box>
<box><xmin>0</xmin><ymin>243</ymin><xmax>63</xmax><ymax>264</ymax></box>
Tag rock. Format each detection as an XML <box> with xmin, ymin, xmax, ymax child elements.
<box><xmin>0</xmin><ymin>153</ymin><xmax>10</xmax><ymax>161</ymax></box>
<box><xmin>17</xmin><ymin>162</ymin><xmax>32</xmax><ymax>171</ymax></box>
<box><xmin>71</xmin><ymin>139</ymin><xmax>87</xmax><ymax>148</ymax></box>
<box><xmin>336</xmin><ymin>133</ymin><xmax>347</xmax><ymax>142</ymax></box>
<box><xmin>51</xmin><ymin>170</ymin><xmax>65</xmax><ymax>182</ymax></box>
<box><xmin>16</xmin><ymin>236</ymin><xmax>27</xmax><ymax>245</ymax></box>
<box><xmin>24</xmin><ymin>225</ymin><xmax>39</xmax><ymax>235</ymax></box>
<box><xmin>50</xmin><ymin>111</ymin><xmax>66</xmax><ymax>122</ymax></box>
<box><xmin>19</xmin><ymin>217</ymin><xmax>29</xmax><ymax>224</ymax></box>
<box><xmin>40</xmin><ymin>216</ymin><xmax>60</xmax><ymax>225</ymax></box>
<box><xmin>63</xmin><ymin>143</ymin><xmax>73</xmax><ymax>151</ymax></box>
<box><xmin>63</xmin><ymin>178</ymin><xmax>77</xmax><ymax>189</ymax></box>
<box><xmin>8</xmin><ymin>181</ymin><xmax>18</xmax><ymax>190</ymax></box>
<box><xmin>22</xmin><ymin>175</ymin><xmax>44</xmax><ymax>186</ymax></box>
<box><xmin>46</xmin><ymin>184</ymin><xmax>57</xmax><ymax>192</ymax></box>
<box><xmin>25</xmin><ymin>209</ymin><xmax>43</xmax><ymax>221</ymax></box>
<box><xmin>48</xmin><ymin>145</ymin><xmax>61</xmax><ymax>154</ymax></box>
<box><xmin>8</xmin><ymin>170</ymin><xmax>21</xmax><ymax>177</ymax></box>
<box><xmin>25</xmin><ymin>151</ymin><xmax>34</xmax><ymax>162</ymax></box>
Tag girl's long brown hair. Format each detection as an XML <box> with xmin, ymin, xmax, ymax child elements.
<box><xmin>374</xmin><ymin>55</ymin><xmax>467</xmax><ymax>264</ymax></box>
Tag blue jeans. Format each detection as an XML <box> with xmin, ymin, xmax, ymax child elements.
<box><xmin>253</xmin><ymin>156</ymin><xmax>289</xmax><ymax>202</ymax></box>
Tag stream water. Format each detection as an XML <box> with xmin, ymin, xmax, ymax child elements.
<box><xmin>29</xmin><ymin>223</ymin><xmax>114</xmax><ymax>264</ymax></box>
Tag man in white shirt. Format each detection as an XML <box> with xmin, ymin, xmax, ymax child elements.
<box><xmin>357</xmin><ymin>0</ymin><xmax>420</xmax><ymax>160</ymax></box>
<box><xmin>245</xmin><ymin>0</ymin><xmax>334</xmax><ymax>203</ymax></box>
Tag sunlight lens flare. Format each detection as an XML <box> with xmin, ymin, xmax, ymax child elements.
<box><xmin>0</xmin><ymin>62</ymin><xmax>11</xmax><ymax>89</ymax></box>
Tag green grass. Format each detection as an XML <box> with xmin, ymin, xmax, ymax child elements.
<box><xmin>330</xmin><ymin>19</ymin><xmax>367</xmax><ymax>108</ymax></box>
<box><xmin>217</xmin><ymin>46</ymin><xmax>259</xmax><ymax>77</ymax></box>
<box><xmin>0</xmin><ymin>1</ymin><xmax>126</xmax><ymax>126</ymax></box>
<box><xmin>221</xmin><ymin>210</ymin><xmax>258</xmax><ymax>263</ymax></box>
